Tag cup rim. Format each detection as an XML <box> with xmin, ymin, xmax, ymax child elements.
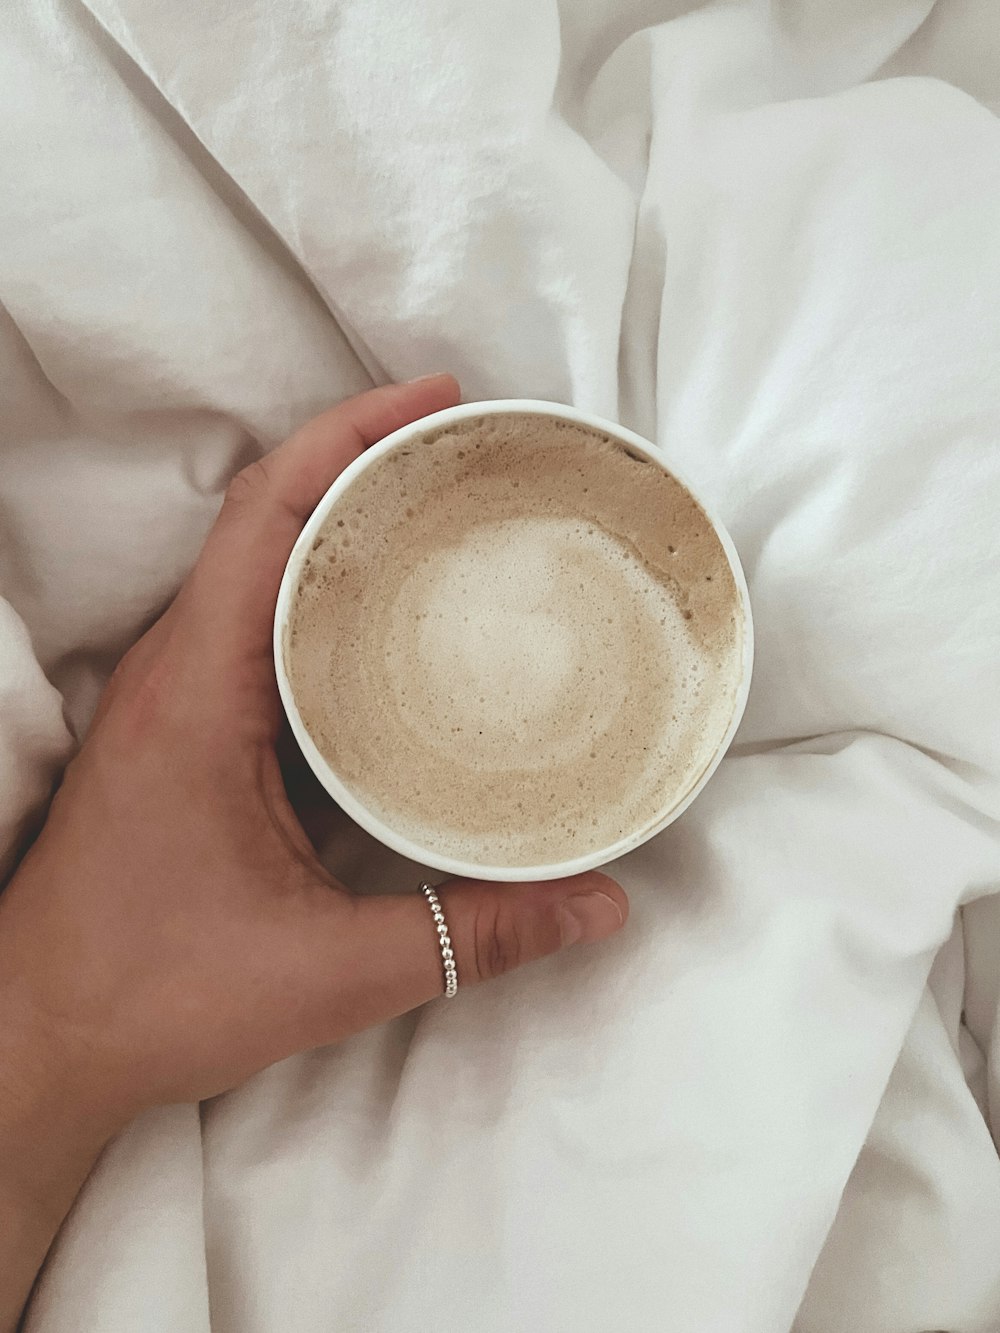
<box><xmin>273</xmin><ymin>398</ymin><xmax>754</xmax><ymax>882</ymax></box>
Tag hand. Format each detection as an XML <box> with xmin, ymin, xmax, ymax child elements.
<box><xmin>0</xmin><ymin>376</ymin><xmax>627</xmax><ymax>1328</ymax></box>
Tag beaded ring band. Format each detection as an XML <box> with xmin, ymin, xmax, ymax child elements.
<box><xmin>420</xmin><ymin>882</ymin><xmax>458</xmax><ymax>999</ymax></box>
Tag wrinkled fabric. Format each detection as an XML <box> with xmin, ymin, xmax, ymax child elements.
<box><xmin>2</xmin><ymin>2</ymin><xmax>999</xmax><ymax>1330</ymax></box>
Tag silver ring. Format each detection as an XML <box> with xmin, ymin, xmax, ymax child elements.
<box><xmin>421</xmin><ymin>882</ymin><xmax>458</xmax><ymax>999</ymax></box>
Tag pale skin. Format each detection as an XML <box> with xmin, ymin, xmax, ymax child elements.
<box><xmin>0</xmin><ymin>375</ymin><xmax>628</xmax><ymax>1331</ymax></box>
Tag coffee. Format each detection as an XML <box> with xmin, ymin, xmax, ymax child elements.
<box><xmin>283</xmin><ymin>412</ymin><xmax>744</xmax><ymax>868</ymax></box>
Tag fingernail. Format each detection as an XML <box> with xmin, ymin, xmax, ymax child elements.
<box><xmin>558</xmin><ymin>892</ymin><xmax>624</xmax><ymax>948</ymax></box>
<box><xmin>404</xmin><ymin>371</ymin><xmax>450</xmax><ymax>385</ymax></box>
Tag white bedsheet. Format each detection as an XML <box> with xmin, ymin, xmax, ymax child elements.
<box><xmin>2</xmin><ymin>2</ymin><xmax>1000</xmax><ymax>1329</ymax></box>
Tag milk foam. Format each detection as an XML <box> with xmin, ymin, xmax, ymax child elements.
<box><xmin>286</xmin><ymin>413</ymin><xmax>743</xmax><ymax>867</ymax></box>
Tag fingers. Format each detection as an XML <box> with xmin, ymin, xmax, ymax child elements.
<box><xmin>302</xmin><ymin>872</ymin><xmax>628</xmax><ymax>1040</ymax></box>
<box><xmin>186</xmin><ymin>375</ymin><xmax>461</xmax><ymax>662</ymax></box>
<box><xmin>223</xmin><ymin>374</ymin><xmax>461</xmax><ymax>527</ymax></box>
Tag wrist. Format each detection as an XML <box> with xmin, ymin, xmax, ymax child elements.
<box><xmin>0</xmin><ymin>988</ymin><xmax>131</xmax><ymax>1196</ymax></box>
<box><xmin>0</xmin><ymin>856</ymin><xmax>141</xmax><ymax>1155</ymax></box>
<box><xmin>0</xmin><ymin>991</ymin><xmax>126</xmax><ymax>1333</ymax></box>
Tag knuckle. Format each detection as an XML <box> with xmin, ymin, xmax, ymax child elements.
<box><xmin>96</xmin><ymin>638</ymin><xmax>150</xmax><ymax>721</ymax></box>
<box><xmin>471</xmin><ymin>900</ymin><xmax>523</xmax><ymax>982</ymax></box>
<box><xmin>106</xmin><ymin>646</ymin><xmax>135</xmax><ymax>693</ymax></box>
<box><xmin>106</xmin><ymin>646</ymin><xmax>195</xmax><ymax>749</ymax></box>
<box><xmin>120</xmin><ymin>662</ymin><xmax>177</xmax><ymax>735</ymax></box>
<box><xmin>223</xmin><ymin>458</ymin><xmax>272</xmax><ymax>511</ymax></box>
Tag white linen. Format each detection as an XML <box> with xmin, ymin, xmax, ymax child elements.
<box><xmin>2</xmin><ymin>1</ymin><xmax>999</xmax><ymax>1329</ymax></box>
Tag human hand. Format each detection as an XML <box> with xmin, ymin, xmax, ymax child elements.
<box><xmin>0</xmin><ymin>375</ymin><xmax>628</xmax><ymax>1135</ymax></box>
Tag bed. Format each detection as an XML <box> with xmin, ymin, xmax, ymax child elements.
<box><xmin>2</xmin><ymin>2</ymin><xmax>999</xmax><ymax>1329</ymax></box>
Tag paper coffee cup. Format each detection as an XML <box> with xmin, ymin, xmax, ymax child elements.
<box><xmin>273</xmin><ymin>400</ymin><xmax>753</xmax><ymax>882</ymax></box>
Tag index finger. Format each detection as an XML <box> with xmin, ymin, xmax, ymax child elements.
<box><xmin>186</xmin><ymin>374</ymin><xmax>461</xmax><ymax>662</ymax></box>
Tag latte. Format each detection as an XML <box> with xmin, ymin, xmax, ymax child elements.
<box><xmin>283</xmin><ymin>411</ymin><xmax>744</xmax><ymax>868</ymax></box>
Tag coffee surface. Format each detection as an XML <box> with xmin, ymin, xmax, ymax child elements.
<box><xmin>285</xmin><ymin>412</ymin><xmax>743</xmax><ymax>867</ymax></box>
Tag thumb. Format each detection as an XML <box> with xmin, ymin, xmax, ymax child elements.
<box><xmin>312</xmin><ymin>873</ymin><xmax>628</xmax><ymax>1036</ymax></box>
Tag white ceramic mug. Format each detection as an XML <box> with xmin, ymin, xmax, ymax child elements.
<box><xmin>273</xmin><ymin>400</ymin><xmax>754</xmax><ymax>882</ymax></box>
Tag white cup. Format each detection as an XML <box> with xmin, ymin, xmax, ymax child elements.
<box><xmin>274</xmin><ymin>400</ymin><xmax>753</xmax><ymax>882</ymax></box>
